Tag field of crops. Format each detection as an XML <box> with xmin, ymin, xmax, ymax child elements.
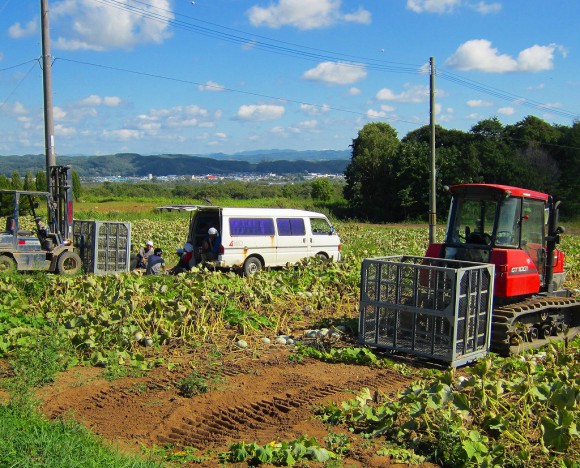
<box><xmin>1</xmin><ymin>218</ymin><xmax>579</xmax><ymax>466</ymax></box>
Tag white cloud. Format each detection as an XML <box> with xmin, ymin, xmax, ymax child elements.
<box><xmin>366</xmin><ymin>104</ymin><xmax>396</xmax><ymax>119</ymax></box>
<box><xmin>498</xmin><ymin>106</ymin><xmax>515</xmax><ymax>115</ymax></box>
<box><xmin>303</xmin><ymin>61</ymin><xmax>367</xmax><ymax>85</ymax></box>
<box><xmin>55</xmin><ymin>124</ymin><xmax>77</xmax><ymax>137</ymax></box>
<box><xmin>53</xmin><ymin>107</ymin><xmax>67</xmax><ymax>120</ymax></box>
<box><xmin>11</xmin><ymin>102</ymin><xmax>28</xmax><ymax>115</ymax></box>
<box><xmin>527</xmin><ymin>83</ymin><xmax>545</xmax><ymax>90</ymax></box>
<box><xmin>376</xmin><ymin>84</ymin><xmax>429</xmax><ymax>103</ymax></box>
<box><xmin>102</xmin><ymin>129</ymin><xmax>142</xmax><ymax>140</ymax></box>
<box><xmin>445</xmin><ymin>39</ymin><xmax>564</xmax><ymax>73</ymax></box>
<box><xmin>17</xmin><ymin>116</ymin><xmax>33</xmax><ymax>129</ymax></box>
<box><xmin>248</xmin><ymin>0</ymin><xmax>371</xmax><ymax>30</ymax></box>
<box><xmin>407</xmin><ymin>0</ymin><xmax>501</xmax><ymax>14</ymax></box>
<box><xmin>342</xmin><ymin>7</ymin><xmax>372</xmax><ymax>24</ymax></box>
<box><xmin>471</xmin><ymin>1</ymin><xmax>502</xmax><ymax>14</ymax></box>
<box><xmin>215</xmin><ymin>132</ymin><xmax>227</xmax><ymax>139</ymax></box>
<box><xmin>80</xmin><ymin>95</ymin><xmax>103</xmax><ymax>106</ymax></box>
<box><xmin>77</xmin><ymin>94</ymin><xmax>121</xmax><ymax>109</ymax></box>
<box><xmin>52</xmin><ymin>0</ymin><xmax>173</xmax><ymax>51</ymax></box>
<box><xmin>133</xmin><ymin>105</ymin><xmax>219</xmax><ymax>133</ymax></box>
<box><xmin>300</xmin><ymin>103</ymin><xmax>330</xmax><ymax>115</ymax></box>
<box><xmin>466</xmin><ymin>99</ymin><xmax>492</xmax><ymax>107</ymax></box>
<box><xmin>348</xmin><ymin>87</ymin><xmax>361</xmax><ymax>96</ymax></box>
<box><xmin>407</xmin><ymin>0</ymin><xmax>461</xmax><ymax>14</ymax></box>
<box><xmin>198</xmin><ymin>81</ymin><xmax>226</xmax><ymax>92</ymax></box>
<box><xmin>236</xmin><ymin>104</ymin><xmax>285</xmax><ymax>121</ymax></box>
<box><xmin>8</xmin><ymin>20</ymin><xmax>37</xmax><ymax>38</ymax></box>
<box><xmin>298</xmin><ymin>120</ymin><xmax>318</xmax><ymax>129</ymax></box>
<box><xmin>103</xmin><ymin>96</ymin><xmax>122</xmax><ymax>107</ymax></box>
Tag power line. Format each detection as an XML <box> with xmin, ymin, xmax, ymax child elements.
<box><xmin>0</xmin><ymin>59</ymin><xmax>39</xmax><ymax>111</ymax></box>
<box><xmin>0</xmin><ymin>58</ymin><xmax>40</xmax><ymax>74</ymax></box>
<box><xmin>89</xmin><ymin>0</ymin><xmax>424</xmax><ymax>74</ymax></box>
<box><xmin>438</xmin><ymin>70</ymin><xmax>579</xmax><ymax>120</ymax></box>
<box><xmin>55</xmin><ymin>56</ymin><xmax>426</xmax><ymax>128</ymax></box>
<box><xmin>85</xmin><ymin>0</ymin><xmax>579</xmax><ymax>119</ymax></box>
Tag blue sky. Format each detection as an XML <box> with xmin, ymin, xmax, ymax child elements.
<box><xmin>1</xmin><ymin>0</ymin><xmax>578</xmax><ymax>156</ymax></box>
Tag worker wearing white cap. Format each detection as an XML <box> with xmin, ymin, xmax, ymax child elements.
<box><xmin>137</xmin><ymin>240</ymin><xmax>154</xmax><ymax>268</ymax></box>
<box><xmin>202</xmin><ymin>227</ymin><xmax>220</xmax><ymax>261</ymax></box>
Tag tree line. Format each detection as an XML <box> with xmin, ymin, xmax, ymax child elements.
<box><xmin>0</xmin><ymin>170</ymin><xmax>83</xmax><ymax>202</ymax></box>
<box><xmin>343</xmin><ymin>116</ymin><xmax>580</xmax><ymax>221</ymax></box>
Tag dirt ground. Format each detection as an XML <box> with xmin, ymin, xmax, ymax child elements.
<box><xmin>2</xmin><ymin>339</ymin><xmax>433</xmax><ymax>467</ymax></box>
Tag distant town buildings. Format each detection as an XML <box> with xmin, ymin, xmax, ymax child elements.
<box><xmin>83</xmin><ymin>172</ymin><xmax>344</xmax><ymax>184</ymax></box>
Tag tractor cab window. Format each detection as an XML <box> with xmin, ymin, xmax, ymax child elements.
<box><xmin>521</xmin><ymin>199</ymin><xmax>546</xmax><ymax>277</ymax></box>
<box><xmin>521</xmin><ymin>199</ymin><xmax>545</xmax><ymax>247</ymax></box>
<box><xmin>449</xmin><ymin>197</ymin><xmax>497</xmax><ymax>245</ymax></box>
<box><xmin>494</xmin><ymin>197</ymin><xmax>521</xmax><ymax>247</ymax></box>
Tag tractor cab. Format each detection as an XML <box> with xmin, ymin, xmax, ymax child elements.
<box><xmin>426</xmin><ymin>184</ymin><xmax>566</xmax><ymax>299</ymax></box>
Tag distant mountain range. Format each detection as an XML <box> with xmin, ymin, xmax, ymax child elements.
<box><xmin>0</xmin><ymin>150</ymin><xmax>351</xmax><ymax>178</ymax></box>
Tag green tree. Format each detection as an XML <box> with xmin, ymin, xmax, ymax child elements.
<box><xmin>10</xmin><ymin>171</ymin><xmax>22</xmax><ymax>190</ymax></box>
<box><xmin>72</xmin><ymin>170</ymin><xmax>82</xmax><ymax>202</ymax></box>
<box><xmin>311</xmin><ymin>178</ymin><xmax>333</xmax><ymax>202</ymax></box>
<box><xmin>24</xmin><ymin>171</ymin><xmax>35</xmax><ymax>190</ymax></box>
<box><xmin>552</xmin><ymin>121</ymin><xmax>580</xmax><ymax>218</ymax></box>
<box><xmin>0</xmin><ymin>174</ymin><xmax>10</xmax><ymax>189</ymax></box>
<box><xmin>35</xmin><ymin>170</ymin><xmax>47</xmax><ymax>192</ymax></box>
<box><xmin>344</xmin><ymin>122</ymin><xmax>401</xmax><ymax>221</ymax></box>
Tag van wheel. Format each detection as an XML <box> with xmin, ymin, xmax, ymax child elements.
<box><xmin>243</xmin><ymin>257</ymin><xmax>262</xmax><ymax>276</ymax></box>
<box><xmin>316</xmin><ymin>252</ymin><xmax>329</xmax><ymax>261</ymax></box>
<box><xmin>57</xmin><ymin>251</ymin><xmax>82</xmax><ymax>275</ymax></box>
<box><xmin>0</xmin><ymin>255</ymin><xmax>16</xmax><ymax>273</ymax></box>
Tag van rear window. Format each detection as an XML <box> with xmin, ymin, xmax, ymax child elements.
<box><xmin>276</xmin><ymin>218</ymin><xmax>305</xmax><ymax>236</ymax></box>
<box><xmin>230</xmin><ymin>218</ymin><xmax>275</xmax><ymax>236</ymax></box>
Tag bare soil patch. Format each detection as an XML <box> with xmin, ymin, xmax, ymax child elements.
<box><xmin>8</xmin><ymin>343</ymin><xmax>433</xmax><ymax>466</ymax></box>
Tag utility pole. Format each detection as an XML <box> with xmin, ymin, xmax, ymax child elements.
<box><xmin>429</xmin><ymin>57</ymin><xmax>436</xmax><ymax>245</ymax></box>
<box><xmin>41</xmin><ymin>0</ymin><xmax>56</xmax><ymax>193</ymax></box>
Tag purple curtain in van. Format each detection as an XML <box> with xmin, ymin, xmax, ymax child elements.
<box><xmin>276</xmin><ymin>218</ymin><xmax>305</xmax><ymax>236</ymax></box>
<box><xmin>229</xmin><ymin>218</ymin><xmax>275</xmax><ymax>236</ymax></box>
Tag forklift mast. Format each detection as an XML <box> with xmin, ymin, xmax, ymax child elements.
<box><xmin>49</xmin><ymin>166</ymin><xmax>74</xmax><ymax>242</ymax></box>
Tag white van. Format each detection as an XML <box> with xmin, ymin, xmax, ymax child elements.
<box><xmin>157</xmin><ymin>205</ymin><xmax>341</xmax><ymax>274</ymax></box>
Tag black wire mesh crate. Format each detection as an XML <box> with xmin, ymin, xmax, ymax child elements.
<box><xmin>73</xmin><ymin>220</ymin><xmax>131</xmax><ymax>274</ymax></box>
<box><xmin>358</xmin><ymin>255</ymin><xmax>494</xmax><ymax>367</ymax></box>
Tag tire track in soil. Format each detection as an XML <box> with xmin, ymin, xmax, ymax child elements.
<box><xmin>38</xmin><ymin>350</ymin><xmax>417</xmax><ymax>453</ymax></box>
<box><xmin>157</xmin><ymin>366</ymin><xmax>413</xmax><ymax>450</ymax></box>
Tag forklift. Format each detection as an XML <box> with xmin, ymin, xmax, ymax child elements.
<box><xmin>0</xmin><ymin>166</ymin><xmax>81</xmax><ymax>274</ymax></box>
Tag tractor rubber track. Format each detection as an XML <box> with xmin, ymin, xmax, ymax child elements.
<box><xmin>491</xmin><ymin>295</ymin><xmax>580</xmax><ymax>355</ymax></box>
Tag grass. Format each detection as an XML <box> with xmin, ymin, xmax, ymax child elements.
<box><xmin>0</xmin><ymin>403</ymin><xmax>159</xmax><ymax>467</ymax></box>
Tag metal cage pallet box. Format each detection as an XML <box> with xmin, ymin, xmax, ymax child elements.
<box><xmin>358</xmin><ymin>255</ymin><xmax>494</xmax><ymax>367</ymax></box>
<box><xmin>73</xmin><ymin>220</ymin><xmax>131</xmax><ymax>274</ymax></box>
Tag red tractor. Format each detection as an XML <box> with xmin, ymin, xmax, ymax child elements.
<box><xmin>426</xmin><ymin>183</ymin><xmax>580</xmax><ymax>354</ymax></box>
